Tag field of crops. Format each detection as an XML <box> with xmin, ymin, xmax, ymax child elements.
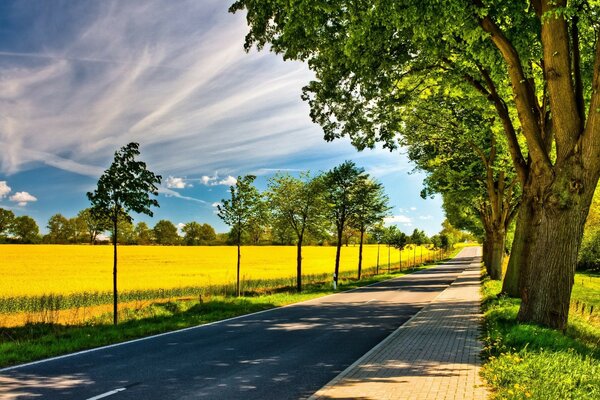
<box><xmin>0</xmin><ymin>244</ymin><xmax>439</xmax><ymax>326</ymax></box>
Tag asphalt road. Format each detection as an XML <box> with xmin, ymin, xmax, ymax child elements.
<box><xmin>0</xmin><ymin>248</ymin><xmax>478</xmax><ymax>400</ymax></box>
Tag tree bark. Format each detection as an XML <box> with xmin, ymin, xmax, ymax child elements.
<box><xmin>112</xmin><ymin>217</ymin><xmax>118</xmax><ymax>326</ymax></box>
<box><xmin>357</xmin><ymin>229</ymin><xmax>364</xmax><ymax>280</ymax></box>
<box><xmin>488</xmin><ymin>229</ymin><xmax>505</xmax><ymax>281</ymax></box>
<box><xmin>517</xmin><ymin>166</ymin><xmax>595</xmax><ymax>329</ymax></box>
<box><xmin>502</xmin><ymin>202</ymin><xmax>532</xmax><ymax>297</ymax></box>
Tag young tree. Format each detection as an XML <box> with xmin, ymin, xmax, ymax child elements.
<box><xmin>217</xmin><ymin>175</ymin><xmax>261</xmax><ymax>297</ymax></box>
<box><xmin>410</xmin><ymin>229</ymin><xmax>428</xmax><ymax>266</ymax></box>
<box><xmin>324</xmin><ymin>161</ymin><xmax>367</xmax><ymax>288</ymax></box>
<box><xmin>87</xmin><ymin>142</ymin><xmax>161</xmax><ymax>325</ymax></box>
<box><xmin>11</xmin><ymin>215</ymin><xmax>40</xmax><ymax>243</ymax></box>
<box><xmin>369</xmin><ymin>223</ymin><xmax>386</xmax><ymax>274</ymax></box>
<box><xmin>0</xmin><ymin>208</ymin><xmax>15</xmax><ymax>240</ymax></box>
<box><xmin>153</xmin><ymin>219</ymin><xmax>180</xmax><ymax>245</ymax></box>
<box><xmin>349</xmin><ymin>179</ymin><xmax>390</xmax><ymax>279</ymax></box>
<box><xmin>267</xmin><ymin>172</ymin><xmax>327</xmax><ymax>292</ymax></box>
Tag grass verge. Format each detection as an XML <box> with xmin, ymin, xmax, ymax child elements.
<box><xmin>480</xmin><ymin>278</ymin><xmax>600</xmax><ymax>399</ymax></box>
<box><xmin>0</xmin><ymin>254</ymin><xmax>459</xmax><ymax>369</ymax></box>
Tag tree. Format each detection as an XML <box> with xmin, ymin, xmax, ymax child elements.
<box><xmin>77</xmin><ymin>208</ymin><xmax>110</xmax><ymax>244</ymax></box>
<box><xmin>70</xmin><ymin>214</ymin><xmax>89</xmax><ymax>243</ymax></box>
<box><xmin>0</xmin><ymin>208</ymin><xmax>15</xmax><ymax>240</ymax></box>
<box><xmin>134</xmin><ymin>221</ymin><xmax>153</xmax><ymax>245</ymax></box>
<box><xmin>11</xmin><ymin>215</ymin><xmax>40</xmax><ymax>243</ymax></box>
<box><xmin>182</xmin><ymin>222</ymin><xmax>204</xmax><ymax>245</ymax></box>
<box><xmin>267</xmin><ymin>172</ymin><xmax>327</xmax><ymax>292</ymax></box>
<box><xmin>87</xmin><ymin>142</ymin><xmax>161</xmax><ymax>325</ymax></box>
<box><xmin>217</xmin><ymin>175</ymin><xmax>261</xmax><ymax>296</ymax></box>
<box><xmin>348</xmin><ymin>179</ymin><xmax>390</xmax><ymax>279</ymax></box>
<box><xmin>410</xmin><ymin>229</ymin><xmax>429</xmax><ymax>266</ymax></box>
<box><xmin>369</xmin><ymin>223</ymin><xmax>387</xmax><ymax>274</ymax></box>
<box><xmin>46</xmin><ymin>213</ymin><xmax>74</xmax><ymax>244</ymax></box>
<box><xmin>324</xmin><ymin>161</ymin><xmax>367</xmax><ymax>288</ymax></box>
<box><xmin>114</xmin><ymin>218</ymin><xmax>137</xmax><ymax>244</ymax></box>
<box><xmin>153</xmin><ymin>220</ymin><xmax>180</xmax><ymax>245</ymax></box>
<box><xmin>231</xmin><ymin>0</ymin><xmax>600</xmax><ymax>329</ymax></box>
<box><xmin>198</xmin><ymin>223</ymin><xmax>217</xmax><ymax>244</ymax></box>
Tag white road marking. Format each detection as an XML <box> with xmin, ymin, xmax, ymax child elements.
<box><xmin>366</xmin><ymin>299</ymin><xmax>377</xmax><ymax>303</ymax></box>
<box><xmin>85</xmin><ymin>388</ymin><xmax>126</xmax><ymax>400</ymax></box>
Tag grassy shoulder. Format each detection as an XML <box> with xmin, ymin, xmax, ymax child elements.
<box><xmin>0</xmin><ymin>256</ymin><xmax>456</xmax><ymax>369</ymax></box>
<box><xmin>480</xmin><ymin>278</ymin><xmax>600</xmax><ymax>400</ymax></box>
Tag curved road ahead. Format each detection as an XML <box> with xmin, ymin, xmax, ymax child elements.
<box><xmin>0</xmin><ymin>248</ymin><xmax>479</xmax><ymax>400</ymax></box>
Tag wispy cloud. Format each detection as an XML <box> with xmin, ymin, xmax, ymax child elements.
<box><xmin>158</xmin><ymin>187</ymin><xmax>208</xmax><ymax>204</ymax></box>
<box><xmin>0</xmin><ymin>0</ymin><xmax>328</xmax><ymax>179</ymax></box>
<box><xmin>199</xmin><ymin>174</ymin><xmax>237</xmax><ymax>186</ymax></box>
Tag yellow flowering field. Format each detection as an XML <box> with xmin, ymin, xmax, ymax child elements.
<box><xmin>1</xmin><ymin>244</ymin><xmax>436</xmax><ymax>297</ymax></box>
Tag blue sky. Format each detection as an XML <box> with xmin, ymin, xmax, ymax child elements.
<box><xmin>0</xmin><ymin>0</ymin><xmax>444</xmax><ymax>236</ymax></box>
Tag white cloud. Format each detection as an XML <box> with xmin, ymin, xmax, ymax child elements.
<box><xmin>384</xmin><ymin>215</ymin><xmax>412</xmax><ymax>225</ymax></box>
<box><xmin>166</xmin><ymin>176</ymin><xmax>188</xmax><ymax>189</ymax></box>
<box><xmin>218</xmin><ymin>176</ymin><xmax>237</xmax><ymax>186</ymax></box>
<box><xmin>211</xmin><ymin>202</ymin><xmax>221</xmax><ymax>208</ymax></box>
<box><xmin>177</xmin><ymin>222</ymin><xmax>186</xmax><ymax>234</ymax></box>
<box><xmin>0</xmin><ymin>181</ymin><xmax>11</xmax><ymax>198</ymax></box>
<box><xmin>410</xmin><ymin>207</ymin><xmax>417</xmax><ymax>211</ymax></box>
<box><xmin>200</xmin><ymin>174</ymin><xmax>237</xmax><ymax>186</ymax></box>
<box><xmin>419</xmin><ymin>215</ymin><xmax>433</xmax><ymax>220</ymax></box>
<box><xmin>158</xmin><ymin>187</ymin><xmax>208</xmax><ymax>204</ymax></box>
<box><xmin>10</xmin><ymin>191</ymin><xmax>37</xmax><ymax>206</ymax></box>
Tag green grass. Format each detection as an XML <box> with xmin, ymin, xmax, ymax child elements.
<box><xmin>480</xmin><ymin>278</ymin><xmax>600</xmax><ymax>399</ymax></box>
<box><xmin>0</xmin><ymin>257</ymin><xmax>453</xmax><ymax>368</ymax></box>
<box><xmin>572</xmin><ymin>271</ymin><xmax>600</xmax><ymax>308</ymax></box>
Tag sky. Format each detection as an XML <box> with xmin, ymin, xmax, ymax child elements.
<box><xmin>0</xmin><ymin>0</ymin><xmax>445</xmax><ymax>236</ymax></box>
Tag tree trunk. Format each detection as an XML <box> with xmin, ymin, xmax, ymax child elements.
<box><xmin>482</xmin><ymin>237</ymin><xmax>492</xmax><ymax>275</ymax></box>
<box><xmin>488</xmin><ymin>229</ymin><xmax>505</xmax><ymax>280</ymax></box>
<box><xmin>387</xmin><ymin>245</ymin><xmax>390</xmax><ymax>273</ymax></box>
<box><xmin>296</xmin><ymin>234</ymin><xmax>303</xmax><ymax>292</ymax></box>
<box><xmin>376</xmin><ymin>242</ymin><xmax>380</xmax><ymax>275</ymax></box>
<box><xmin>334</xmin><ymin>227</ymin><xmax>343</xmax><ymax>287</ymax></box>
<box><xmin>357</xmin><ymin>229</ymin><xmax>364</xmax><ymax>280</ymax></box>
<box><xmin>236</xmin><ymin>231</ymin><xmax>241</xmax><ymax>297</ymax></box>
<box><xmin>517</xmin><ymin>171</ymin><xmax>595</xmax><ymax>329</ymax></box>
<box><xmin>502</xmin><ymin>203</ymin><xmax>532</xmax><ymax>297</ymax></box>
<box><xmin>112</xmin><ymin>218</ymin><xmax>118</xmax><ymax>326</ymax></box>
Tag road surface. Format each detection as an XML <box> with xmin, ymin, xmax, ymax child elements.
<box><xmin>0</xmin><ymin>248</ymin><xmax>478</xmax><ymax>400</ymax></box>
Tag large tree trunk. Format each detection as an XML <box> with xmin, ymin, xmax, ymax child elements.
<box><xmin>488</xmin><ymin>228</ymin><xmax>505</xmax><ymax>281</ymax></box>
<box><xmin>296</xmin><ymin>234</ymin><xmax>303</xmax><ymax>292</ymax></box>
<box><xmin>481</xmin><ymin>234</ymin><xmax>492</xmax><ymax>277</ymax></box>
<box><xmin>357</xmin><ymin>229</ymin><xmax>364</xmax><ymax>280</ymax></box>
<box><xmin>112</xmin><ymin>218</ymin><xmax>118</xmax><ymax>326</ymax></box>
<box><xmin>517</xmin><ymin>170</ymin><xmax>595</xmax><ymax>329</ymax></box>
<box><xmin>503</xmin><ymin>202</ymin><xmax>532</xmax><ymax>297</ymax></box>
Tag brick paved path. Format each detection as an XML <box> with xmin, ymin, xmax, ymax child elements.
<box><xmin>310</xmin><ymin>247</ymin><xmax>488</xmax><ymax>400</ymax></box>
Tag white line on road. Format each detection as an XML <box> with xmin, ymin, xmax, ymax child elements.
<box><xmin>366</xmin><ymin>299</ymin><xmax>377</xmax><ymax>303</ymax></box>
<box><xmin>85</xmin><ymin>388</ymin><xmax>126</xmax><ymax>400</ymax></box>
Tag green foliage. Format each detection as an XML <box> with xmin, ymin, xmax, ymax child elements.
<box><xmin>134</xmin><ymin>222</ymin><xmax>153</xmax><ymax>245</ymax></box>
<box><xmin>77</xmin><ymin>208</ymin><xmax>110</xmax><ymax>244</ymax></box>
<box><xmin>87</xmin><ymin>142</ymin><xmax>162</xmax><ymax>229</ymax></box>
<box><xmin>0</xmin><ymin>208</ymin><xmax>15</xmax><ymax>239</ymax></box>
<box><xmin>46</xmin><ymin>214</ymin><xmax>75</xmax><ymax>244</ymax></box>
<box><xmin>153</xmin><ymin>219</ymin><xmax>180</xmax><ymax>245</ymax></box>
<box><xmin>217</xmin><ymin>175</ymin><xmax>262</xmax><ymax>246</ymax></box>
<box><xmin>182</xmin><ymin>222</ymin><xmax>216</xmax><ymax>245</ymax></box>
<box><xmin>348</xmin><ymin>178</ymin><xmax>390</xmax><ymax>235</ymax></box>
<box><xmin>10</xmin><ymin>216</ymin><xmax>40</xmax><ymax>244</ymax></box>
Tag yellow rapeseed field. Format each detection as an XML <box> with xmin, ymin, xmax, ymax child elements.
<box><xmin>0</xmin><ymin>244</ymin><xmax>436</xmax><ymax>297</ymax></box>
